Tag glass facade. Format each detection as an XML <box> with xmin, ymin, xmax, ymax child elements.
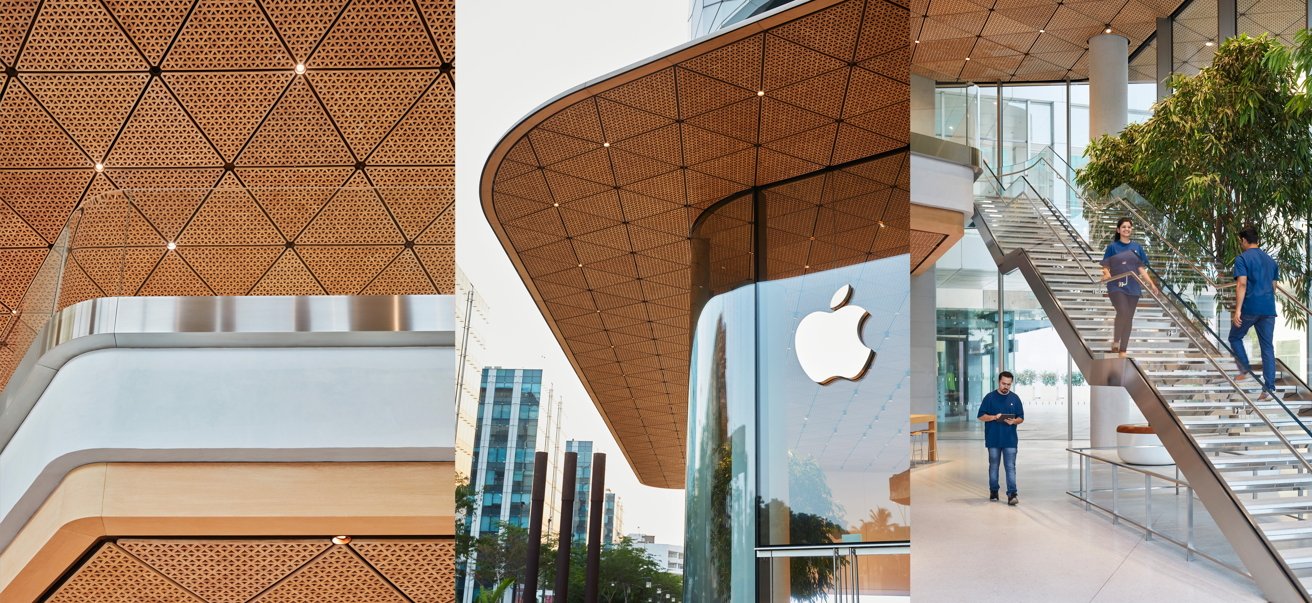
<box><xmin>689</xmin><ymin>0</ymin><xmax>795</xmax><ymax>38</ymax></box>
<box><xmin>685</xmin><ymin>155</ymin><xmax>911</xmax><ymax>601</ymax></box>
<box><xmin>567</xmin><ymin>439</ymin><xmax>594</xmax><ymax>542</ymax></box>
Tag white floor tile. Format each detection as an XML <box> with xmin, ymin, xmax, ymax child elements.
<box><xmin>911</xmin><ymin>439</ymin><xmax>1263</xmax><ymax>602</ymax></box>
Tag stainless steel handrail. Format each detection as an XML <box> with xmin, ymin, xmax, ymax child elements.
<box><xmin>980</xmin><ymin>161</ymin><xmax>1312</xmax><ymax>475</ymax></box>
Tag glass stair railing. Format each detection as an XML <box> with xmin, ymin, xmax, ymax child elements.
<box><xmin>973</xmin><ymin>156</ymin><xmax>1312</xmax><ymax>602</ymax></box>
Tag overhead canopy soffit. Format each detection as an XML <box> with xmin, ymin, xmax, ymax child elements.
<box><xmin>481</xmin><ymin>0</ymin><xmax>911</xmax><ymax>488</ymax></box>
<box><xmin>0</xmin><ymin>0</ymin><xmax>456</xmax><ymax>389</ymax></box>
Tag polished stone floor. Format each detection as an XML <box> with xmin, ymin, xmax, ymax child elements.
<box><xmin>911</xmin><ymin>439</ymin><xmax>1263</xmax><ymax>602</ymax></box>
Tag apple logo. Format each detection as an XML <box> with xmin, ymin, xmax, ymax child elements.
<box><xmin>795</xmin><ymin>284</ymin><xmax>875</xmax><ymax>385</ymax></box>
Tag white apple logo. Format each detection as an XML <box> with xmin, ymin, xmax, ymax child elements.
<box><xmin>795</xmin><ymin>284</ymin><xmax>875</xmax><ymax>385</ymax></box>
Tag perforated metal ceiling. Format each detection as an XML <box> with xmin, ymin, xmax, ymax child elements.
<box><xmin>0</xmin><ymin>0</ymin><xmax>454</xmax><ymax>388</ymax></box>
<box><xmin>911</xmin><ymin>0</ymin><xmax>1185</xmax><ymax>82</ymax></box>
<box><xmin>481</xmin><ymin>0</ymin><xmax>911</xmax><ymax>488</ymax></box>
<box><xmin>45</xmin><ymin>539</ymin><xmax>455</xmax><ymax>603</ymax></box>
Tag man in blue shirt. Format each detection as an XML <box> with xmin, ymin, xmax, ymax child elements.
<box><xmin>1230</xmin><ymin>226</ymin><xmax>1282</xmax><ymax>400</ymax></box>
<box><xmin>978</xmin><ymin>371</ymin><xmax>1025</xmax><ymax>505</ymax></box>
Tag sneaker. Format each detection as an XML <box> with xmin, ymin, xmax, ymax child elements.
<box><xmin>1007</xmin><ymin>494</ymin><xmax>1018</xmax><ymax>506</ymax></box>
<box><xmin>990</xmin><ymin>491</ymin><xmax>999</xmax><ymax>501</ymax></box>
<box><xmin>1234</xmin><ymin>372</ymin><xmax>1251</xmax><ymax>382</ymax></box>
<box><xmin>1258</xmin><ymin>390</ymin><xmax>1280</xmax><ymax>402</ymax></box>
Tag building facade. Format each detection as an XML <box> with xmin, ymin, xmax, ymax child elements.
<box><xmin>629</xmin><ymin>533</ymin><xmax>686</xmax><ymax>575</ymax></box>
<box><xmin>603</xmin><ymin>491</ymin><xmax>624</xmax><ymax>546</ymax></box>
<box><xmin>566</xmin><ymin>439</ymin><xmax>594</xmax><ymax>543</ymax></box>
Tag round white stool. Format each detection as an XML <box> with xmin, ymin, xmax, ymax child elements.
<box><xmin>1116</xmin><ymin>424</ymin><xmax>1173</xmax><ymax>465</ymax></box>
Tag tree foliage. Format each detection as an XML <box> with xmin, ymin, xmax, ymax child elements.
<box><xmin>1076</xmin><ymin>34</ymin><xmax>1312</xmax><ymax>319</ymax></box>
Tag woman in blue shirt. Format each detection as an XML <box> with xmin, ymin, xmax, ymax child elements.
<box><xmin>1101</xmin><ymin>218</ymin><xmax>1159</xmax><ymax>357</ymax></box>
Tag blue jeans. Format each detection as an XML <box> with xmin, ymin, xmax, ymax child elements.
<box><xmin>988</xmin><ymin>447</ymin><xmax>1017</xmax><ymax>496</ymax></box>
<box><xmin>1229</xmin><ymin>314</ymin><xmax>1277</xmax><ymax>392</ymax></box>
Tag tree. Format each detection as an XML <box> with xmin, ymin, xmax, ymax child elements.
<box><xmin>1015</xmin><ymin>369</ymin><xmax>1036</xmax><ymax>386</ymax></box>
<box><xmin>1040</xmin><ymin>371</ymin><xmax>1058</xmax><ymax>387</ymax></box>
<box><xmin>472</xmin><ymin>523</ymin><xmax>529</xmax><ymax>601</ymax></box>
<box><xmin>1077</xmin><ymin>34</ymin><xmax>1312</xmax><ymax>321</ymax></box>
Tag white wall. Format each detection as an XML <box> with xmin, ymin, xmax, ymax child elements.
<box><xmin>0</xmin><ymin>345</ymin><xmax>452</xmax><ymax>550</ymax></box>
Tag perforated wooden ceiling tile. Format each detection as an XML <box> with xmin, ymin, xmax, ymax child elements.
<box><xmin>47</xmin><ymin>543</ymin><xmax>205</xmax><ymax>603</ymax></box>
<box><xmin>22</xmin><ymin>73</ymin><xmax>148</xmax><ymax>161</ymax></box>
<box><xmin>118</xmin><ymin>540</ymin><xmax>330</xmax><ymax>603</ymax></box>
<box><xmin>485</xmin><ymin>0</ymin><xmax>908</xmax><ymax>488</ymax></box>
<box><xmin>350</xmin><ymin>539</ymin><xmax>455</xmax><ymax>603</ymax></box>
<box><xmin>0</xmin><ymin>0</ymin><xmax>453</xmax><ymax>391</ymax></box>
<box><xmin>19</xmin><ymin>0</ymin><xmax>146</xmax><ymax>71</ymax></box>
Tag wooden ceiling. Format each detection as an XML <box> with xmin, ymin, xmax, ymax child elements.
<box><xmin>45</xmin><ymin>539</ymin><xmax>454</xmax><ymax>603</ymax></box>
<box><xmin>482</xmin><ymin>0</ymin><xmax>910</xmax><ymax>488</ymax></box>
<box><xmin>0</xmin><ymin>0</ymin><xmax>454</xmax><ymax>388</ymax></box>
<box><xmin>911</xmin><ymin>0</ymin><xmax>1184</xmax><ymax>82</ymax></box>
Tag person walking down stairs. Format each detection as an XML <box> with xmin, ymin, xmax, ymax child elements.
<box><xmin>1100</xmin><ymin>218</ymin><xmax>1159</xmax><ymax>358</ymax></box>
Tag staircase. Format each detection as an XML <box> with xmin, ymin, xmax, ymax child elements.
<box><xmin>974</xmin><ymin>166</ymin><xmax>1312</xmax><ymax>602</ymax></box>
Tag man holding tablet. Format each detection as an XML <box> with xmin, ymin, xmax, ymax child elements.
<box><xmin>978</xmin><ymin>371</ymin><xmax>1025</xmax><ymax>505</ymax></box>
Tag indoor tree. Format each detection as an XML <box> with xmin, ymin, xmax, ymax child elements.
<box><xmin>1077</xmin><ymin>34</ymin><xmax>1312</xmax><ymax>320</ymax></box>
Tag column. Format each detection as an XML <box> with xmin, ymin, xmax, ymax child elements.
<box><xmin>910</xmin><ymin>74</ymin><xmax>936</xmax><ymax>137</ymax></box>
<box><xmin>1087</xmin><ymin>33</ymin><xmax>1133</xmax><ymax>446</ymax></box>
<box><xmin>1087</xmin><ymin>33</ymin><xmax>1128</xmax><ymax>139</ymax></box>
<box><xmin>910</xmin><ymin>268</ymin><xmax>937</xmax><ymax>416</ymax></box>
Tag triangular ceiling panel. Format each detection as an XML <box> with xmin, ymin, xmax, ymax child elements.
<box><xmin>57</xmin><ymin>257</ymin><xmax>106</xmax><ymax>309</ymax></box>
<box><xmin>118</xmin><ymin>540</ymin><xmax>330</xmax><ymax>603</ymax></box>
<box><xmin>18</xmin><ymin>0</ymin><xmax>146</xmax><ymax>71</ymax></box>
<box><xmin>138</xmin><ymin>250</ymin><xmax>213</xmax><ymax>296</ymax></box>
<box><xmin>682</xmin><ymin>34</ymin><xmax>763</xmax><ymax>91</ymax></box>
<box><xmin>249</xmin><ymin>249</ymin><xmax>325</xmax><ymax>295</ymax></box>
<box><xmin>73</xmin><ymin>247</ymin><xmax>165</xmax><ymax>297</ymax></box>
<box><xmin>178</xmin><ymin>174</ymin><xmax>285</xmax><ymax>246</ymax></box>
<box><xmin>309</xmin><ymin>0</ymin><xmax>441</xmax><ymax>68</ymax></box>
<box><xmin>22</xmin><ymin>73</ymin><xmax>148</xmax><ymax>161</ymax></box>
<box><xmin>261</xmin><ymin>0</ymin><xmax>350</xmax><ymax>62</ymax></box>
<box><xmin>416</xmin><ymin>1</ymin><xmax>456</xmax><ymax>64</ymax></box>
<box><xmin>237</xmin><ymin>77</ymin><xmax>354</xmax><ymax>166</ymax></box>
<box><xmin>0</xmin><ymin>249</ymin><xmax>48</xmax><ymax>308</ymax></box>
<box><xmin>416</xmin><ymin>207</ymin><xmax>454</xmax><ymax>245</ymax></box>
<box><xmin>177</xmin><ymin>246</ymin><xmax>283</xmax><ymax>295</ymax></box>
<box><xmin>763</xmin><ymin>33</ymin><xmax>848</xmax><ymax>91</ymax></box>
<box><xmin>102</xmin><ymin>0</ymin><xmax>192</xmax><ymax>66</ymax></box>
<box><xmin>108</xmin><ymin>79</ymin><xmax>223</xmax><ymax>167</ymax></box>
<box><xmin>163</xmin><ymin>0</ymin><xmax>291</xmax><ymax>70</ymax></box>
<box><xmin>361</xmin><ymin>249</ymin><xmax>438</xmax><ymax>295</ymax></box>
<box><xmin>0</xmin><ymin>3</ymin><xmax>38</xmax><ymax>65</ymax></box>
<box><xmin>0</xmin><ymin>170</ymin><xmax>92</xmax><ymax>243</ymax></box>
<box><xmin>107</xmin><ymin>168</ymin><xmax>223</xmax><ymax>240</ymax></box>
<box><xmin>310</xmin><ymin>70</ymin><xmax>437</xmax><ymax>158</ymax></box>
<box><xmin>297</xmin><ymin>245</ymin><xmax>400</xmax><ymax>294</ymax></box>
<box><xmin>237</xmin><ymin>167</ymin><xmax>354</xmax><ymax>240</ymax></box>
<box><xmin>674</xmin><ymin>67</ymin><xmax>758</xmax><ymax>119</ymax></box>
<box><xmin>366</xmin><ymin>166</ymin><xmax>453</xmax><ymax>240</ymax></box>
<box><xmin>368</xmin><ymin>74</ymin><xmax>454</xmax><ymax>165</ymax></box>
<box><xmin>414</xmin><ymin>244</ymin><xmax>453</xmax><ymax>292</ymax></box>
<box><xmin>166</xmin><ymin>71</ymin><xmax>294</xmax><ymax>162</ymax></box>
<box><xmin>599</xmin><ymin>68</ymin><xmax>678</xmax><ymax>119</ymax></box>
<box><xmin>0</xmin><ymin>82</ymin><xmax>89</xmax><ymax>168</ymax></box>
<box><xmin>296</xmin><ymin>173</ymin><xmax>404</xmax><ymax>244</ymax></box>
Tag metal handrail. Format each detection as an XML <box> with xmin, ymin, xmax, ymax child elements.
<box><xmin>980</xmin><ymin>163</ymin><xmax>1099</xmax><ymax>285</ymax></box>
<box><xmin>978</xmin><ymin>162</ymin><xmax>1312</xmax><ymax>471</ymax></box>
<box><xmin>986</xmin><ymin>155</ymin><xmax>1312</xmax><ymax>448</ymax></box>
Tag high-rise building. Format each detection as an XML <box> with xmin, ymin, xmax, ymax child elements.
<box><xmin>602</xmin><ymin>491</ymin><xmax>624</xmax><ymax>546</ymax></box>
<box><xmin>566</xmin><ymin>439</ymin><xmax>594</xmax><ymax>542</ymax></box>
<box><xmin>464</xmin><ymin>367</ymin><xmax>564</xmax><ymax>602</ymax></box>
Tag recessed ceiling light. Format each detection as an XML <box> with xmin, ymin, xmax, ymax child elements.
<box><xmin>1205</xmin><ymin>41</ymin><xmax>1214</xmax><ymax>46</ymax></box>
<box><xmin>166</xmin><ymin>242</ymin><xmax>176</xmax><ymax>250</ymax></box>
<box><xmin>1039</xmin><ymin>29</ymin><xmax>1045</xmax><ymax>33</ymax></box>
<box><xmin>553</xmin><ymin>202</ymin><xmax>560</xmax><ymax>207</ymax></box>
<box><xmin>94</xmin><ymin>162</ymin><xmax>104</xmax><ymax>172</ymax></box>
<box><xmin>914</xmin><ymin>40</ymin><xmax>920</xmax><ymax>44</ymax></box>
<box><xmin>295</xmin><ymin>63</ymin><xmax>306</xmax><ymax>74</ymax></box>
<box><xmin>879</xmin><ymin>221</ymin><xmax>886</xmax><ymax>228</ymax></box>
<box><xmin>331</xmin><ymin>536</ymin><xmax>351</xmax><ymax>545</ymax></box>
<box><xmin>757</xmin><ymin>90</ymin><xmax>765</xmax><ymax>96</ymax></box>
<box><xmin>577</xmin><ymin>263</ymin><xmax>584</xmax><ymax>268</ymax></box>
<box><xmin>602</xmin><ymin>142</ymin><xmax>610</xmax><ymax>147</ymax></box>
<box><xmin>965</xmin><ymin>57</ymin><xmax>971</xmax><ymax>61</ymax></box>
<box><xmin>1104</xmin><ymin>26</ymin><xmax>1112</xmax><ymax>34</ymax></box>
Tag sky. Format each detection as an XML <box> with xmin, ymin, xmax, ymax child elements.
<box><xmin>456</xmin><ymin>1</ymin><xmax>690</xmax><ymax>545</ymax></box>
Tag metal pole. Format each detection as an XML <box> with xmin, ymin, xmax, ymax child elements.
<box><xmin>998</xmin><ymin>271</ymin><xmax>1007</xmax><ymax>372</ymax></box>
<box><xmin>1156</xmin><ymin>17</ymin><xmax>1173</xmax><ymax>100</ymax></box>
<box><xmin>584</xmin><ymin>453</ymin><xmax>607</xmax><ymax>603</ymax></box>
<box><xmin>1145</xmin><ymin>473</ymin><xmax>1153</xmax><ymax>540</ymax></box>
<box><xmin>1067</xmin><ymin>353</ymin><xmax>1074</xmax><ymax>441</ymax></box>
<box><xmin>523</xmin><ymin>452</ymin><xmax>548</xmax><ymax>603</ymax></box>
<box><xmin>555</xmin><ymin>452</ymin><xmax>579</xmax><ymax>601</ymax></box>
